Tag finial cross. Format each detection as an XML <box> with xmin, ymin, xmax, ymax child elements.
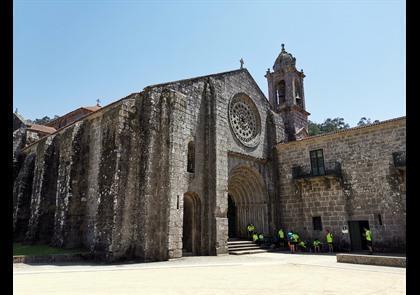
<box><xmin>96</xmin><ymin>99</ymin><xmax>101</xmax><ymax>106</ymax></box>
<box><xmin>240</xmin><ymin>58</ymin><xmax>244</xmax><ymax>69</ymax></box>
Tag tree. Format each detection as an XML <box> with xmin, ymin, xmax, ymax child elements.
<box><xmin>357</xmin><ymin>117</ymin><xmax>379</xmax><ymax>126</ymax></box>
<box><xmin>308</xmin><ymin>117</ymin><xmax>350</xmax><ymax>136</ymax></box>
<box><xmin>320</xmin><ymin>117</ymin><xmax>349</xmax><ymax>133</ymax></box>
<box><xmin>308</xmin><ymin>120</ymin><xmax>321</xmax><ymax>136</ymax></box>
<box><xmin>31</xmin><ymin>115</ymin><xmax>60</xmax><ymax>125</ymax></box>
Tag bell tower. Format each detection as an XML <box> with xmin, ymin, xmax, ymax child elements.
<box><xmin>265</xmin><ymin>44</ymin><xmax>310</xmax><ymax>141</ymax></box>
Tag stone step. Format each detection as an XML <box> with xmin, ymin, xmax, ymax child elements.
<box><xmin>227</xmin><ymin>239</ymin><xmax>270</xmax><ymax>255</ymax></box>
<box><xmin>228</xmin><ymin>245</ymin><xmax>263</xmax><ymax>251</ymax></box>
<box><xmin>229</xmin><ymin>249</ymin><xmax>271</xmax><ymax>255</ymax></box>
<box><xmin>227</xmin><ymin>243</ymin><xmax>256</xmax><ymax>248</ymax></box>
<box><xmin>227</xmin><ymin>240</ymin><xmax>255</xmax><ymax>245</ymax></box>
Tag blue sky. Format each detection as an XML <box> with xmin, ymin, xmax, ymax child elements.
<box><xmin>13</xmin><ymin>0</ymin><xmax>405</xmax><ymax>126</ymax></box>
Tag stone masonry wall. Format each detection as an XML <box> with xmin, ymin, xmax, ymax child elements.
<box><xmin>276</xmin><ymin>118</ymin><xmax>406</xmax><ymax>252</ymax></box>
<box><xmin>14</xmin><ymin>69</ymin><xmax>285</xmax><ymax>262</ymax></box>
<box><xmin>146</xmin><ymin>69</ymin><xmax>284</xmax><ymax>257</ymax></box>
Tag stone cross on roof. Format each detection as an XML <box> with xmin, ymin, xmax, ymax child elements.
<box><xmin>240</xmin><ymin>58</ymin><xmax>244</xmax><ymax>69</ymax></box>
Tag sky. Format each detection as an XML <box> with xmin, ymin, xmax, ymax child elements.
<box><xmin>13</xmin><ymin>0</ymin><xmax>405</xmax><ymax>126</ymax></box>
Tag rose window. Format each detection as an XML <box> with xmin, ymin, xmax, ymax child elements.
<box><xmin>228</xmin><ymin>94</ymin><xmax>261</xmax><ymax>148</ymax></box>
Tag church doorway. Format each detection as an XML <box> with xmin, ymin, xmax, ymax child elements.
<box><xmin>182</xmin><ymin>192</ymin><xmax>201</xmax><ymax>256</ymax></box>
<box><xmin>227</xmin><ymin>195</ymin><xmax>237</xmax><ymax>238</ymax></box>
<box><xmin>228</xmin><ymin>165</ymin><xmax>269</xmax><ymax>238</ymax></box>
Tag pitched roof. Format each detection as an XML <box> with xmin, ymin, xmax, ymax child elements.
<box><xmin>82</xmin><ymin>105</ymin><xmax>102</xmax><ymax>112</ymax></box>
<box><xmin>45</xmin><ymin>105</ymin><xmax>102</xmax><ymax>127</ymax></box>
<box><xmin>27</xmin><ymin>124</ymin><xmax>56</xmax><ymax>134</ymax></box>
<box><xmin>145</xmin><ymin>68</ymin><xmax>246</xmax><ymax>88</ymax></box>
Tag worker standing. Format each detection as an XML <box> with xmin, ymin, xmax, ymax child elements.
<box><xmin>247</xmin><ymin>223</ymin><xmax>255</xmax><ymax>241</ymax></box>
<box><xmin>278</xmin><ymin>228</ymin><xmax>285</xmax><ymax>248</ymax></box>
<box><xmin>292</xmin><ymin>232</ymin><xmax>300</xmax><ymax>253</ymax></box>
<box><xmin>326</xmin><ymin>229</ymin><xmax>334</xmax><ymax>252</ymax></box>
<box><xmin>363</xmin><ymin>228</ymin><xmax>373</xmax><ymax>255</ymax></box>
<box><xmin>287</xmin><ymin>230</ymin><xmax>295</xmax><ymax>253</ymax></box>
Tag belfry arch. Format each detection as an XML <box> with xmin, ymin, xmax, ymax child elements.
<box><xmin>228</xmin><ymin>165</ymin><xmax>269</xmax><ymax>238</ymax></box>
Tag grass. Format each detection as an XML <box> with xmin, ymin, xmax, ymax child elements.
<box><xmin>13</xmin><ymin>243</ymin><xmax>88</xmax><ymax>256</ymax></box>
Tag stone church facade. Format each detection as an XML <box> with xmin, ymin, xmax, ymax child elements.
<box><xmin>13</xmin><ymin>46</ymin><xmax>406</xmax><ymax>261</ymax></box>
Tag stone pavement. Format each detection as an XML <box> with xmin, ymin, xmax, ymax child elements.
<box><xmin>13</xmin><ymin>252</ymin><xmax>406</xmax><ymax>294</ymax></box>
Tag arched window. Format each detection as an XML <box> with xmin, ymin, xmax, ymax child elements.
<box><xmin>187</xmin><ymin>141</ymin><xmax>195</xmax><ymax>173</ymax></box>
<box><xmin>276</xmin><ymin>80</ymin><xmax>286</xmax><ymax>106</ymax></box>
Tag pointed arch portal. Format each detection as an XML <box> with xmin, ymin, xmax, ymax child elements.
<box><xmin>228</xmin><ymin>165</ymin><xmax>269</xmax><ymax>238</ymax></box>
<box><xmin>182</xmin><ymin>192</ymin><xmax>201</xmax><ymax>256</ymax></box>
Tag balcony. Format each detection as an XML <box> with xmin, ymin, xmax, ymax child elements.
<box><xmin>392</xmin><ymin>151</ymin><xmax>406</xmax><ymax>169</ymax></box>
<box><xmin>292</xmin><ymin>161</ymin><xmax>342</xmax><ymax>180</ymax></box>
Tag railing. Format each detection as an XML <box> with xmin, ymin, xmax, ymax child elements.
<box><xmin>292</xmin><ymin>161</ymin><xmax>342</xmax><ymax>179</ymax></box>
<box><xmin>393</xmin><ymin>151</ymin><xmax>406</xmax><ymax>168</ymax></box>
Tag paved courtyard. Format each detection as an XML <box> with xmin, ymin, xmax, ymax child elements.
<box><xmin>13</xmin><ymin>252</ymin><xmax>406</xmax><ymax>294</ymax></box>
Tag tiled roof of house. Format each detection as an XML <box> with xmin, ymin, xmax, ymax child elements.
<box><xmin>27</xmin><ymin>124</ymin><xmax>56</xmax><ymax>134</ymax></box>
<box><xmin>82</xmin><ymin>105</ymin><xmax>102</xmax><ymax>112</ymax></box>
<box><xmin>45</xmin><ymin>105</ymin><xmax>102</xmax><ymax>127</ymax></box>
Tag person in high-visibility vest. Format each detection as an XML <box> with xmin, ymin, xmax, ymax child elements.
<box><xmin>313</xmin><ymin>239</ymin><xmax>322</xmax><ymax>253</ymax></box>
<box><xmin>363</xmin><ymin>228</ymin><xmax>373</xmax><ymax>254</ymax></box>
<box><xmin>326</xmin><ymin>229</ymin><xmax>334</xmax><ymax>252</ymax></box>
<box><xmin>258</xmin><ymin>233</ymin><xmax>264</xmax><ymax>245</ymax></box>
<box><xmin>292</xmin><ymin>232</ymin><xmax>300</xmax><ymax>253</ymax></box>
<box><xmin>247</xmin><ymin>223</ymin><xmax>256</xmax><ymax>241</ymax></box>
<box><xmin>278</xmin><ymin>229</ymin><xmax>285</xmax><ymax>248</ymax></box>
<box><xmin>252</xmin><ymin>233</ymin><xmax>259</xmax><ymax>243</ymax></box>
<box><xmin>287</xmin><ymin>230</ymin><xmax>294</xmax><ymax>253</ymax></box>
<box><xmin>298</xmin><ymin>240</ymin><xmax>307</xmax><ymax>252</ymax></box>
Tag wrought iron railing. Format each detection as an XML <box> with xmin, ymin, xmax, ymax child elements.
<box><xmin>292</xmin><ymin>161</ymin><xmax>342</xmax><ymax>179</ymax></box>
<box><xmin>392</xmin><ymin>151</ymin><xmax>406</xmax><ymax>167</ymax></box>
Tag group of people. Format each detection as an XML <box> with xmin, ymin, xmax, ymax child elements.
<box><xmin>279</xmin><ymin>229</ymin><xmax>331</xmax><ymax>254</ymax></box>
<box><xmin>247</xmin><ymin>223</ymin><xmax>374</xmax><ymax>254</ymax></box>
<box><xmin>247</xmin><ymin>224</ymin><xmax>265</xmax><ymax>245</ymax></box>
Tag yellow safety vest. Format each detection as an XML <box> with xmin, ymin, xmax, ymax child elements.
<box><xmin>278</xmin><ymin>230</ymin><xmax>284</xmax><ymax>238</ymax></box>
<box><xmin>326</xmin><ymin>233</ymin><xmax>333</xmax><ymax>243</ymax></box>
<box><xmin>366</xmin><ymin>230</ymin><xmax>372</xmax><ymax>241</ymax></box>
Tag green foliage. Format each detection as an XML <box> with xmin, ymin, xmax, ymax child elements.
<box><xmin>309</xmin><ymin>117</ymin><xmax>380</xmax><ymax>136</ymax></box>
<box><xmin>13</xmin><ymin>243</ymin><xmax>86</xmax><ymax>256</ymax></box>
<box><xmin>308</xmin><ymin>117</ymin><xmax>350</xmax><ymax>136</ymax></box>
<box><xmin>29</xmin><ymin>115</ymin><xmax>60</xmax><ymax>125</ymax></box>
<box><xmin>357</xmin><ymin>117</ymin><xmax>380</xmax><ymax>126</ymax></box>
<box><xmin>308</xmin><ymin>120</ymin><xmax>320</xmax><ymax>136</ymax></box>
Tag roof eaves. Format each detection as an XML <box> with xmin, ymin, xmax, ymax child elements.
<box><xmin>145</xmin><ymin>68</ymin><xmax>246</xmax><ymax>89</ymax></box>
<box><xmin>277</xmin><ymin>116</ymin><xmax>406</xmax><ymax>146</ymax></box>
<box><xmin>22</xmin><ymin>92</ymin><xmax>140</xmax><ymax>152</ymax></box>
